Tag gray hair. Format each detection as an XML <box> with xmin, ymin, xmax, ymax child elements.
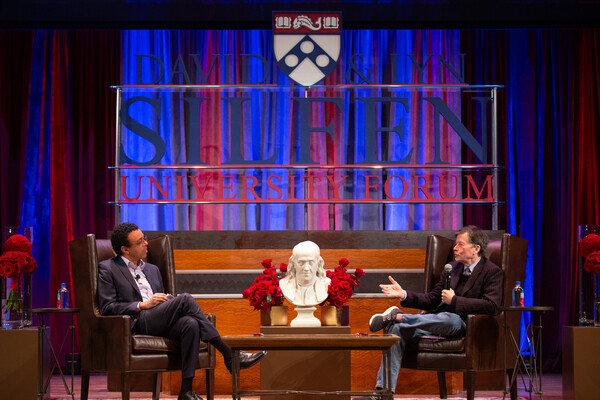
<box><xmin>456</xmin><ymin>225</ymin><xmax>489</xmax><ymax>257</ymax></box>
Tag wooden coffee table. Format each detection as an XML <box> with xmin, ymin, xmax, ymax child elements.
<box><xmin>223</xmin><ymin>333</ymin><xmax>400</xmax><ymax>400</ymax></box>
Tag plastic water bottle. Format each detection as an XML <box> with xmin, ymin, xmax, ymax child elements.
<box><xmin>512</xmin><ymin>281</ymin><xmax>524</xmax><ymax>307</ymax></box>
<box><xmin>57</xmin><ymin>283</ymin><xmax>69</xmax><ymax>309</ymax></box>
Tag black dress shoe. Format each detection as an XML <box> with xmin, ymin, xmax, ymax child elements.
<box><xmin>226</xmin><ymin>350</ymin><xmax>267</xmax><ymax>373</ymax></box>
<box><xmin>177</xmin><ymin>390</ymin><xmax>204</xmax><ymax>400</ymax></box>
<box><xmin>240</xmin><ymin>350</ymin><xmax>267</xmax><ymax>369</ymax></box>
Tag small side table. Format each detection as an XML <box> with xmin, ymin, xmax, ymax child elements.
<box><xmin>500</xmin><ymin>306</ymin><xmax>553</xmax><ymax>400</ymax></box>
<box><xmin>32</xmin><ymin>307</ymin><xmax>79</xmax><ymax>400</ymax></box>
<box><xmin>562</xmin><ymin>326</ymin><xmax>600</xmax><ymax>399</ymax></box>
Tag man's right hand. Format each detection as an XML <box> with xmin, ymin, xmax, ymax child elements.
<box><xmin>139</xmin><ymin>293</ymin><xmax>170</xmax><ymax>310</ymax></box>
<box><xmin>380</xmin><ymin>276</ymin><xmax>407</xmax><ymax>300</ymax></box>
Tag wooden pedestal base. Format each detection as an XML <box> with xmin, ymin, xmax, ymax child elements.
<box><xmin>260</xmin><ymin>326</ymin><xmax>351</xmax><ymax>400</ymax></box>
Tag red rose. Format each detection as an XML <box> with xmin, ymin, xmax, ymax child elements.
<box><xmin>279</xmin><ymin>263</ymin><xmax>288</xmax><ymax>274</ymax></box>
<box><xmin>257</xmin><ymin>282</ymin><xmax>269</xmax><ymax>293</ymax></box>
<box><xmin>271</xmin><ymin>285</ymin><xmax>282</xmax><ymax>297</ymax></box>
<box><xmin>243</xmin><ymin>259</ymin><xmax>285</xmax><ymax>309</ymax></box>
<box><xmin>253</xmin><ymin>291</ymin><xmax>264</xmax><ymax>303</ymax></box>
<box><xmin>329</xmin><ymin>282</ymin><xmax>341</xmax><ymax>293</ymax></box>
<box><xmin>579</xmin><ymin>234</ymin><xmax>600</xmax><ymax>258</ymax></box>
<box><xmin>2</xmin><ymin>234</ymin><xmax>33</xmax><ymax>255</ymax></box>
<box><xmin>0</xmin><ymin>263</ymin><xmax>10</xmax><ymax>276</ymax></box>
<box><xmin>321</xmin><ymin>258</ymin><xmax>365</xmax><ymax>307</ymax></box>
<box><xmin>24</xmin><ymin>256</ymin><xmax>37</xmax><ymax>275</ymax></box>
<box><xmin>0</xmin><ymin>251</ymin><xmax>36</xmax><ymax>277</ymax></box>
<box><xmin>584</xmin><ymin>251</ymin><xmax>600</xmax><ymax>275</ymax></box>
<box><xmin>336</xmin><ymin>291</ymin><xmax>350</xmax><ymax>303</ymax></box>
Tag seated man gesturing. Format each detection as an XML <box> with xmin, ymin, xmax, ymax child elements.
<box><xmin>98</xmin><ymin>223</ymin><xmax>266</xmax><ymax>400</ymax></box>
<box><xmin>365</xmin><ymin>225</ymin><xmax>503</xmax><ymax>396</ymax></box>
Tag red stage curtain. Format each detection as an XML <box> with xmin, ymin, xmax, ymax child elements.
<box><xmin>0</xmin><ymin>30</ymin><xmax>119</xmax><ymax>354</ymax></box>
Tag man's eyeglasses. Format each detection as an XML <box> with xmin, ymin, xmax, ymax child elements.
<box><xmin>130</xmin><ymin>236</ymin><xmax>148</xmax><ymax>247</ymax></box>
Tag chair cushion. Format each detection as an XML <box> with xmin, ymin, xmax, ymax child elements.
<box><xmin>406</xmin><ymin>335</ymin><xmax>465</xmax><ymax>353</ymax></box>
<box><xmin>132</xmin><ymin>334</ymin><xmax>209</xmax><ymax>354</ymax></box>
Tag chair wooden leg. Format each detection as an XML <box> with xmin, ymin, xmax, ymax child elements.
<box><xmin>80</xmin><ymin>370</ymin><xmax>90</xmax><ymax>400</ymax></box>
<box><xmin>437</xmin><ymin>371</ymin><xmax>447</xmax><ymax>399</ymax></box>
<box><xmin>205</xmin><ymin>368</ymin><xmax>215</xmax><ymax>400</ymax></box>
<box><xmin>152</xmin><ymin>372</ymin><xmax>162</xmax><ymax>400</ymax></box>
<box><xmin>121</xmin><ymin>372</ymin><xmax>131</xmax><ymax>400</ymax></box>
<box><xmin>463</xmin><ymin>371</ymin><xmax>475</xmax><ymax>400</ymax></box>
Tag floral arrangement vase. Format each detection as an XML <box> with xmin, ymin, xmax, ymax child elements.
<box><xmin>261</xmin><ymin>305</ymin><xmax>289</xmax><ymax>326</ymax></box>
<box><xmin>320</xmin><ymin>304</ymin><xmax>349</xmax><ymax>326</ymax></box>
<box><xmin>1</xmin><ymin>228</ymin><xmax>36</xmax><ymax>329</ymax></box>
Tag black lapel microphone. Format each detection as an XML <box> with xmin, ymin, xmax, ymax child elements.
<box><xmin>135</xmin><ymin>274</ymin><xmax>140</xmax><ymax>281</ymax></box>
<box><xmin>443</xmin><ymin>263</ymin><xmax>452</xmax><ymax>290</ymax></box>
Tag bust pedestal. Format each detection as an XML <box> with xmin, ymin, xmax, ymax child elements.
<box><xmin>290</xmin><ymin>305</ymin><xmax>320</xmax><ymax>326</ymax></box>
<box><xmin>260</xmin><ymin>326</ymin><xmax>351</xmax><ymax>400</ymax></box>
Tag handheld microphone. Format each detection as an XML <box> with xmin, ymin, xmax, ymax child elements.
<box><xmin>135</xmin><ymin>274</ymin><xmax>140</xmax><ymax>281</ymax></box>
<box><xmin>443</xmin><ymin>264</ymin><xmax>452</xmax><ymax>290</ymax></box>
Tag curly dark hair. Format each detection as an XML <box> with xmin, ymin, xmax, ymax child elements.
<box><xmin>110</xmin><ymin>223</ymin><xmax>139</xmax><ymax>256</ymax></box>
<box><xmin>456</xmin><ymin>225</ymin><xmax>489</xmax><ymax>257</ymax></box>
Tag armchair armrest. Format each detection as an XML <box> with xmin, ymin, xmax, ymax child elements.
<box><xmin>93</xmin><ymin>315</ymin><xmax>134</xmax><ymax>370</ymax></box>
<box><xmin>464</xmin><ymin>313</ymin><xmax>503</xmax><ymax>370</ymax></box>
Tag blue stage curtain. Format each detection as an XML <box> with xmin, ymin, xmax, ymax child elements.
<box><xmin>504</xmin><ymin>30</ymin><xmax>578</xmax><ymax>371</ymax></box>
<box><xmin>461</xmin><ymin>28</ymin><xmax>593</xmax><ymax>370</ymax></box>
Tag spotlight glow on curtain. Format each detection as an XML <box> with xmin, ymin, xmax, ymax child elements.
<box><xmin>118</xmin><ymin>29</ymin><xmax>471</xmax><ymax>231</ymax></box>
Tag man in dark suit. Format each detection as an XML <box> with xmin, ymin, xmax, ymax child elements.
<box><xmin>98</xmin><ymin>223</ymin><xmax>266</xmax><ymax>400</ymax></box>
<box><xmin>366</xmin><ymin>225</ymin><xmax>503</xmax><ymax>394</ymax></box>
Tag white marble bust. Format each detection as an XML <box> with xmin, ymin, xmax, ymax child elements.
<box><xmin>279</xmin><ymin>241</ymin><xmax>331</xmax><ymax>306</ymax></box>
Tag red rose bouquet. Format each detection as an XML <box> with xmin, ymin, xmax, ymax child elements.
<box><xmin>242</xmin><ymin>259</ymin><xmax>288</xmax><ymax>310</ymax></box>
<box><xmin>322</xmin><ymin>258</ymin><xmax>365</xmax><ymax>308</ymax></box>
<box><xmin>1</xmin><ymin>234</ymin><xmax>38</xmax><ymax>315</ymax></box>
<box><xmin>580</xmin><ymin>233</ymin><xmax>600</xmax><ymax>275</ymax></box>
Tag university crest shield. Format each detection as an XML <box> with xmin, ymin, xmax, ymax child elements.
<box><xmin>273</xmin><ymin>12</ymin><xmax>341</xmax><ymax>86</ymax></box>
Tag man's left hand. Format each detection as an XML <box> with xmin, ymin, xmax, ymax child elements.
<box><xmin>441</xmin><ymin>289</ymin><xmax>455</xmax><ymax>304</ymax></box>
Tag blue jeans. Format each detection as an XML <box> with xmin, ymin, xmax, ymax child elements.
<box><xmin>375</xmin><ymin>312</ymin><xmax>466</xmax><ymax>391</ymax></box>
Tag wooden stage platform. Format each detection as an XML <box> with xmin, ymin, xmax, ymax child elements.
<box><xmin>47</xmin><ymin>372</ymin><xmax>563</xmax><ymax>400</ymax></box>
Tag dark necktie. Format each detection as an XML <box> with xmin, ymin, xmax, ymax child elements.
<box><xmin>461</xmin><ymin>266</ymin><xmax>472</xmax><ymax>282</ymax></box>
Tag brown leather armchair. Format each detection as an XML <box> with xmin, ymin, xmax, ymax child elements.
<box><xmin>69</xmin><ymin>234</ymin><xmax>216</xmax><ymax>400</ymax></box>
<box><xmin>401</xmin><ymin>233</ymin><xmax>527</xmax><ymax>400</ymax></box>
